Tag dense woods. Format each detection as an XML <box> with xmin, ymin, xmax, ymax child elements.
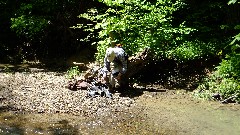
<box><xmin>0</xmin><ymin>0</ymin><xmax>240</xmax><ymax>102</ymax></box>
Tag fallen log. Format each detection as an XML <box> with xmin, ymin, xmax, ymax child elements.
<box><xmin>116</xmin><ymin>48</ymin><xmax>153</xmax><ymax>89</ymax></box>
<box><xmin>221</xmin><ymin>93</ymin><xmax>239</xmax><ymax>104</ymax></box>
<box><xmin>125</xmin><ymin>48</ymin><xmax>152</xmax><ymax>78</ymax></box>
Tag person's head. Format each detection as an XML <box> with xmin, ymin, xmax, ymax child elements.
<box><xmin>106</xmin><ymin>47</ymin><xmax>116</xmax><ymax>62</ymax></box>
<box><xmin>116</xmin><ymin>43</ymin><xmax>123</xmax><ymax>47</ymax></box>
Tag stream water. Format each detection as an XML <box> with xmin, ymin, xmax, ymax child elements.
<box><xmin>0</xmin><ymin>63</ymin><xmax>240</xmax><ymax>135</ymax></box>
<box><xmin>1</xmin><ymin>90</ymin><xmax>240</xmax><ymax>135</ymax></box>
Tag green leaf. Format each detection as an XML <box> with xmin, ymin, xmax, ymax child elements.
<box><xmin>234</xmin><ymin>25</ymin><xmax>240</xmax><ymax>29</ymax></box>
<box><xmin>230</xmin><ymin>33</ymin><xmax>240</xmax><ymax>45</ymax></box>
<box><xmin>228</xmin><ymin>0</ymin><xmax>237</xmax><ymax>5</ymax></box>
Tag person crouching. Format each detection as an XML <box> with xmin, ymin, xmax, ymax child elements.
<box><xmin>102</xmin><ymin>45</ymin><xmax>128</xmax><ymax>92</ymax></box>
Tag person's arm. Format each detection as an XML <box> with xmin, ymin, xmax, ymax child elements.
<box><xmin>119</xmin><ymin>52</ymin><xmax>128</xmax><ymax>74</ymax></box>
<box><xmin>102</xmin><ymin>55</ymin><xmax>110</xmax><ymax>78</ymax></box>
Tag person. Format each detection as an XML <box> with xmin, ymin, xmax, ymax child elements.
<box><xmin>102</xmin><ymin>44</ymin><xmax>128</xmax><ymax>92</ymax></box>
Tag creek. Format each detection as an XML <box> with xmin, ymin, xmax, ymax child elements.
<box><xmin>1</xmin><ymin>90</ymin><xmax>240</xmax><ymax>135</ymax></box>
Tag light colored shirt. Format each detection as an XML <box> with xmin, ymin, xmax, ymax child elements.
<box><xmin>103</xmin><ymin>47</ymin><xmax>128</xmax><ymax>75</ymax></box>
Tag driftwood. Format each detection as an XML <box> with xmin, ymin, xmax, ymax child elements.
<box><xmin>221</xmin><ymin>93</ymin><xmax>239</xmax><ymax>104</ymax></box>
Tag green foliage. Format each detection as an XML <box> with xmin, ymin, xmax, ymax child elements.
<box><xmin>195</xmin><ymin>54</ymin><xmax>240</xmax><ymax>103</ymax></box>
<box><xmin>1</xmin><ymin>0</ymin><xmax>99</xmax><ymax>62</ymax></box>
<box><xmin>11</xmin><ymin>16</ymin><xmax>48</xmax><ymax>39</ymax></box>
<box><xmin>228</xmin><ymin>0</ymin><xmax>239</xmax><ymax>5</ymax></box>
<box><xmin>167</xmin><ymin>40</ymin><xmax>216</xmax><ymax>61</ymax></box>
<box><xmin>74</xmin><ymin>0</ymin><xmax>196</xmax><ymax>62</ymax></box>
<box><xmin>66</xmin><ymin>66</ymin><xmax>81</xmax><ymax>79</ymax></box>
<box><xmin>193</xmin><ymin>0</ymin><xmax>240</xmax><ymax>103</ymax></box>
<box><xmin>2</xmin><ymin>65</ymin><xmax>13</xmax><ymax>73</ymax></box>
<box><xmin>230</xmin><ymin>33</ymin><xmax>240</xmax><ymax>46</ymax></box>
<box><xmin>195</xmin><ymin>30</ymin><xmax>240</xmax><ymax>102</ymax></box>
<box><xmin>10</xmin><ymin>3</ymin><xmax>48</xmax><ymax>39</ymax></box>
<box><xmin>195</xmin><ymin>48</ymin><xmax>240</xmax><ymax>103</ymax></box>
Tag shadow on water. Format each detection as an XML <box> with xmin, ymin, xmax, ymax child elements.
<box><xmin>0</xmin><ymin>112</ymin><xmax>25</xmax><ymax>135</ymax></box>
<box><xmin>0</xmin><ymin>111</ymin><xmax>80</xmax><ymax>135</ymax></box>
<box><xmin>118</xmin><ymin>85</ymin><xmax>168</xmax><ymax>98</ymax></box>
<box><xmin>0</xmin><ymin>126</ymin><xmax>24</xmax><ymax>135</ymax></box>
<box><xmin>49</xmin><ymin>120</ymin><xmax>79</xmax><ymax>135</ymax></box>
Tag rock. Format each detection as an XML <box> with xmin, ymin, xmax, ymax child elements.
<box><xmin>212</xmin><ymin>93</ymin><xmax>221</xmax><ymax>100</ymax></box>
<box><xmin>76</xmin><ymin>81</ymin><xmax>89</xmax><ymax>90</ymax></box>
<box><xmin>0</xmin><ymin>71</ymin><xmax>135</xmax><ymax>116</ymax></box>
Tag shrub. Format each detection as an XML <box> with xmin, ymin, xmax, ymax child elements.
<box><xmin>66</xmin><ymin>66</ymin><xmax>81</xmax><ymax>79</ymax></box>
<box><xmin>167</xmin><ymin>40</ymin><xmax>217</xmax><ymax>61</ymax></box>
<box><xmin>73</xmin><ymin>0</ymin><xmax>196</xmax><ymax>62</ymax></box>
<box><xmin>195</xmin><ymin>54</ymin><xmax>240</xmax><ymax>103</ymax></box>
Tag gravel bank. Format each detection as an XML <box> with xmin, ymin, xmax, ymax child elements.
<box><xmin>0</xmin><ymin>69</ymin><xmax>135</xmax><ymax>116</ymax></box>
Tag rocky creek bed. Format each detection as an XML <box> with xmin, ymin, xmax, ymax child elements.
<box><xmin>1</xmin><ymin>68</ymin><xmax>240</xmax><ymax>135</ymax></box>
<box><xmin>0</xmin><ymin>69</ymin><xmax>135</xmax><ymax>116</ymax></box>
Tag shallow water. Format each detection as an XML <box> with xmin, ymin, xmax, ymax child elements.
<box><xmin>0</xmin><ymin>112</ymin><xmax>80</xmax><ymax>135</ymax></box>
<box><xmin>1</xmin><ymin>88</ymin><xmax>240</xmax><ymax>135</ymax></box>
<box><xmin>136</xmin><ymin>91</ymin><xmax>240</xmax><ymax>135</ymax></box>
<box><xmin>0</xmin><ymin>110</ymin><xmax>161</xmax><ymax>135</ymax></box>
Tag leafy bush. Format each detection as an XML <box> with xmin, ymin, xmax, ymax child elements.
<box><xmin>167</xmin><ymin>40</ymin><xmax>217</xmax><ymax>61</ymax></box>
<box><xmin>73</xmin><ymin>0</ymin><xmax>196</xmax><ymax>62</ymax></box>
<box><xmin>6</xmin><ymin>0</ymin><xmax>96</xmax><ymax>61</ymax></box>
<box><xmin>195</xmin><ymin>53</ymin><xmax>240</xmax><ymax>103</ymax></box>
<box><xmin>194</xmin><ymin>0</ymin><xmax>240</xmax><ymax>103</ymax></box>
<box><xmin>66</xmin><ymin>66</ymin><xmax>81</xmax><ymax>79</ymax></box>
<box><xmin>10</xmin><ymin>3</ymin><xmax>48</xmax><ymax>39</ymax></box>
